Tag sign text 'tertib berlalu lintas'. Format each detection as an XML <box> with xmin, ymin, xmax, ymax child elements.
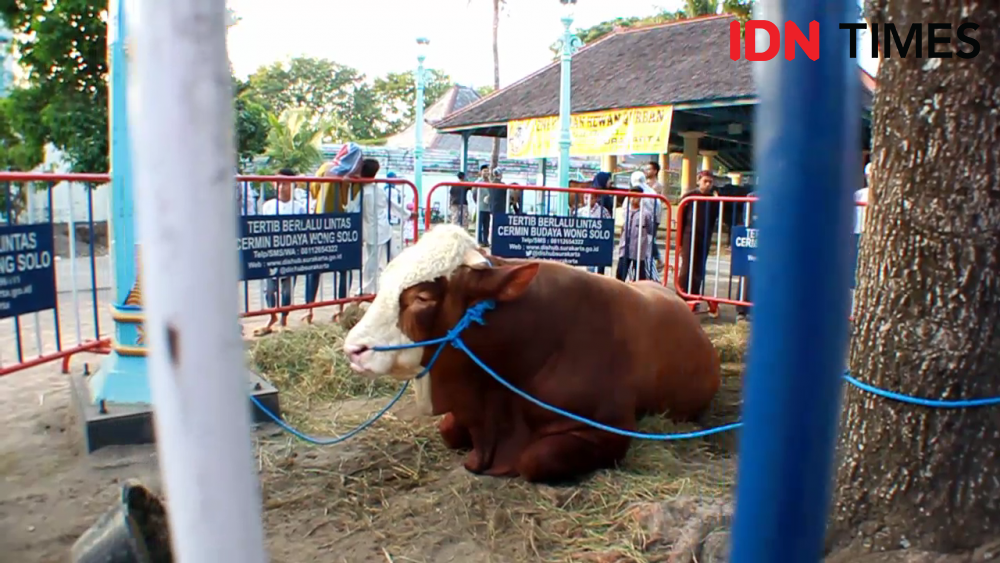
<box><xmin>491</xmin><ymin>214</ymin><xmax>616</xmax><ymax>268</ymax></box>
<box><xmin>238</xmin><ymin>212</ymin><xmax>363</xmax><ymax>280</ymax></box>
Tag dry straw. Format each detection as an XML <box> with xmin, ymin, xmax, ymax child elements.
<box><xmin>249</xmin><ymin>306</ymin><xmax>749</xmax><ymax>562</ymax></box>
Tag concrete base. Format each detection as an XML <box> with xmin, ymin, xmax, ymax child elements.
<box><xmin>69</xmin><ymin>368</ymin><xmax>282</xmax><ymax>453</ymax></box>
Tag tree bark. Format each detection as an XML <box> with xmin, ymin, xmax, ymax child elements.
<box><xmin>489</xmin><ymin>0</ymin><xmax>501</xmax><ymax>170</ymax></box>
<box><xmin>826</xmin><ymin>0</ymin><xmax>1000</xmax><ymax>556</ymax></box>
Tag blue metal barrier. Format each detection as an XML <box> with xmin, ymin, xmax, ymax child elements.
<box><xmin>730</xmin><ymin>1</ymin><xmax>860</xmax><ymax>561</ymax></box>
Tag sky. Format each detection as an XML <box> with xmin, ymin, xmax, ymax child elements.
<box><xmin>225</xmin><ymin>0</ymin><xmax>879</xmax><ymax>88</ymax></box>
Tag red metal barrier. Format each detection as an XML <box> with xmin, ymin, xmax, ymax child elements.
<box><xmin>427</xmin><ymin>181</ymin><xmax>674</xmax><ymax>285</ymax></box>
<box><xmin>673</xmin><ymin>195</ymin><xmax>869</xmax><ymax>317</ymax></box>
<box><xmin>672</xmin><ymin>195</ymin><xmax>757</xmax><ymax>313</ymax></box>
<box><xmin>0</xmin><ymin>172</ymin><xmax>112</xmax><ymax>376</ymax></box>
<box><xmin>0</xmin><ymin>172</ymin><xmax>421</xmax><ymax>376</ymax></box>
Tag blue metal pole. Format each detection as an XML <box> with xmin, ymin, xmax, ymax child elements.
<box><xmin>556</xmin><ymin>9</ymin><xmax>581</xmax><ymax>216</ymax></box>
<box><xmin>87</xmin><ymin>0</ymin><xmax>151</xmax><ymax>404</ymax></box>
<box><xmin>729</xmin><ymin>0</ymin><xmax>859</xmax><ymax>561</ymax></box>
<box><xmin>414</xmin><ymin>38</ymin><xmax>428</xmax><ymax>209</ymax></box>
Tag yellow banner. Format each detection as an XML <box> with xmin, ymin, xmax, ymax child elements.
<box><xmin>506</xmin><ymin>105</ymin><xmax>674</xmax><ymax>159</ymax></box>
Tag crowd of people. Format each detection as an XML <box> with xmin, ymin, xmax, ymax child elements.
<box><xmin>239</xmin><ymin>144</ymin><xmax>410</xmax><ymax>335</ymax></box>
<box><xmin>238</xmin><ymin>146</ymin><xmax>762</xmax><ymax>335</ymax></box>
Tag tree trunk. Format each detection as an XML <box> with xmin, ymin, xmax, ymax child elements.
<box><xmin>826</xmin><ymin>1</ymin><xmax>1000</xmax><ymax>557</ymax></box>
<box><xmin>489</xmin><ymin>0</ymin><xmax>501</xmax><ymax>170</ymax></box>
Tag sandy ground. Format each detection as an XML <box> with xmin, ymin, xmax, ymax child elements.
<box><xmin>0</xmin><ymin>230</ymin><xmax>744</xmax><ymax>562</ymax></box>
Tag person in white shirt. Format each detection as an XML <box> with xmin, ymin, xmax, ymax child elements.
<box><xmin>383</xmin><ymin>171</ymin><xmax>408</xmax><ymax>260</ymax></box>
<box><xmin>254</xmin><ymin>168</ymin><xmax>307</xmax><ymax>336</ymax></box>
<box><xmin>347</xmin><ymin>158</ymin><xmax>410</xmax><ymax>296</ymax></box>
<box><xmin>475</xmin><ymin>164</ymin><xmax>492</xmax><ymax>245</ymax></box>
<box><xmin>576</xmin><ymin>192</ymin><xmax>611</xmax><ymax>274</ymax></box>
<box><xmin>855</xmin><ymin>163</ymin><xmax>871</xmax><ymax>234</ymax></box>
<box><xmin>630</xmin><ymin>171</ymin><xmax>663</xmax><ymax>282</ymax></box>
<box><xmin>643</xmin><ymin>160</ymin><xmax>666</xmax><ymax>269</ymax></box>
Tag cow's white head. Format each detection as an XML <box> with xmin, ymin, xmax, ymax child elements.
<box><xmin>343</xmin><ymin>224</ymin><xmax>488</xmax><ymax>387</ymax></box>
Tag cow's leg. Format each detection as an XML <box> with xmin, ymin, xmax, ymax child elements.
<box><xmin>437</xmin><ymin>412</ymin><xmax>472</xmax><ymax>450</ymax></box>
<box><xmin>516</xmin><ymin>429</ymin><xmax>631</xmax><ymax>484</ymax></box>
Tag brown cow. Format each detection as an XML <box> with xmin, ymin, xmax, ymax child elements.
<box><xmin>343</xmin><ymin>224</ymin><xmax>720</xmax><ymax>483</ymax></box>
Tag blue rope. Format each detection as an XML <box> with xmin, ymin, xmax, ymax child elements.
<box><xmin>249</xmin><ymin>385</ymin><xmax>408</xmax><ymax>446</ymax></box>
<box><xmin>254</xmin><ymin>296</ymin><xmax>1000</xmax><ymax>445</ymax></box>
<box><xmin>841</xmin><ymin>372</ymin><xmax>1000</xmax><ymax>408</ymax></box>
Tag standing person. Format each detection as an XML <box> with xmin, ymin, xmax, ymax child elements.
<box><xmin>592</xmin><ymin>171</ymin><xmax>615</xmax><ymax>215</ymax></box>
<box><xmin>850</xmin><ymin>163</ymin><xmax>871</xmax><ymax>316</ymax></box>
<box><xmin>347</xmin><ymin>158</ymin><xmax>408</xmax><ymax>296</ymax></box>
<box><xmin>630</xmin><ymin>171</ymin><xmax>662</xmax><ymax>281</ymax></box>
<box><xmin>508</xmin><ymin>183</ymin><xmax>523</xmax><ymax>214</ymax></box>
<box><xmin>383</xmin><ymin>171</ymin><xmax>407</xmax><ymax>260</ymax></box>
<box><xmin>487</xmin><ymin>168</ymin><xmax>508</xmax><ymax>246</ymax></box>
<box><xmin>678</xmin><ymin>171</ymin><xmax>720</xmax><ymax>309</ymax></box>
<box><xmin>302</xmin><ymin>143</ymin><xmax>365</xmax><ymax>324</ymax></box>
<box><xmin>577</xmin><ymin>192</ymin><xmax>611</xmax><ymax>274</ymax></box>
<box><xmin>475</xmin><ymin>164</ymin><xmax>491</xmax><ymax>245</ymax></box>
<box><xmin>254</xmin><ymin>168</ymin><xmax>306</xmax><ymax>337</ymax></box>
<box><xmin>615</xmin><ymin>187</ymin><xmax>655</xmax><ymax>282</ymax></box>
<box><xmin>449</xmin><ymin>171</ymin><xmax>472</xmax><ymax>228</ymax></box>
<box><xmin>644</xmin><ymin>160</ymin><xmax>665</xmax><ymax>270</ymax></box>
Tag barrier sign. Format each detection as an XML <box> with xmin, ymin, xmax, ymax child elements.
<box><xmin>239</xmin><ymin>213</ymin><xmax>362</xmax><ymax>281</ymax></box>
<box><xmin>490</xmin><ymin>213</ymin><xmax>615</xmax><ymax>267</ymax></box>
<box><xmin>730</xmin><ymin>226</ymin><xmax>757</xmax><ymax>277</ymax></box>
<box><xmin>0</xmin><ymin>223</ymin><xmax>57</xmax><ymax>319</ymax></box>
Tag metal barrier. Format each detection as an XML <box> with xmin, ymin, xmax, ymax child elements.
<box><xmin>0</xmin><ymin>172</ymin><xmax>114</xmax><ymax>376</ymax></box>
<box><xmin>427</xmin><ymin>181</ymin><xmax>673</xmax><ymax>285</ymax></box>
<box><xmin>672</xmin><ymin>194</ymin><xmax>757</xmax><ymax>314</ymax></box>
<box><xmin>233</xmin><ymin>175</ymin><xmax>420</xmax><ymax>326</ymax></box>
<box><xmin>673</xmin><ymin>195</ymin><xmax>869</xmax><ymax>318</ymax></box>
<box><xmin>0</xmin><ymin>172</ymin><xmax>421</xmax><ymax>375</ymax></box>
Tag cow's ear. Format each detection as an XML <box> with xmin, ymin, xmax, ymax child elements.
<box><xmin>477</xmin><ymin>263</ymin><xmax>539</xmax><ymax>302</ymax></box>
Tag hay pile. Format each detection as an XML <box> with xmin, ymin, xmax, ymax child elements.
<box><xmin>248</xmin><ymin>314</ymin><xmax>749</xmax><ymax>562</ymax></box>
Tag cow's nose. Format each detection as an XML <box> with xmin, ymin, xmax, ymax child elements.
<box><xmin>344</xmin><ymin>344</ymin><xmax>372</xmax><ymax>371</ymax></box>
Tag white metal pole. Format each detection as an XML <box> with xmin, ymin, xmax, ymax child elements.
<box><xmin>129</xmin><ymin>0</ymin><xmax>268</xmax><ymax>561</ymax></box>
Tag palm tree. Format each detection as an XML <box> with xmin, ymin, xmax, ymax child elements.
<box><xmin>488</xmin><ymin>0</ymin><xmax>503</xmax><ymax>170</ymax></box>
<box><xmin>262</xmin><ymin>108</ymin><xmax>336</xmax><ymax>174</ymax></box>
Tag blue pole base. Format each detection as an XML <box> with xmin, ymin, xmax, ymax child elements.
<box><xmin>86</xmin><ymin>350</ymin><xmax>153</xmax><ymax>405</ymax></box>
<box><xmin>71</xmin><ymin>366</ymin><xmax>283</xmax><ymax>454</ymax></box>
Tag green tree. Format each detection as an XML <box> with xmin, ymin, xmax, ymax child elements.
<box><xmin>232</xmin><ymin>77</ymin><xmax>270</xmax><ymax>171</ymax></box>
<box><xmin>242</xmin><ymin>57</ymin><xmax>380</xmax><ymax>141</ymax></box>
<box><xmin>476</xmin><ymin>85</ymin><xmax>496</xmax><ymax>97</ymax></box>
<box><xmin>559</xmin><ymin>1</ymin><xmax>755</xmax><ymax>54</ymax></box>
<box><xmin>261</xmin><ymin>108</ymin><xmax>334</xmax><ymax>174</ymax></box>
<box><xmin>0</xmin><ymin>0</ymin><xmax>110</xmax><ymax>172</ymax></box>
<box><xmin>825</xmin><ymin>1</ymin><xmax>1000</xmax><ymax>560</ymax></box>
<box><xmin>371</xmin><ymin>69</ymin><xmax>453</xmax><ymax>136</ymax></box>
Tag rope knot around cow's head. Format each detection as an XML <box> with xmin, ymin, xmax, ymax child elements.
<box><xmin>445</xmin><ymin>299</ymin><xmax>496</xmax><ymax>349</ymax></box>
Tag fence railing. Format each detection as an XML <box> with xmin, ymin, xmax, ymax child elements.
<box><xmin>0</xmin><ymin>172</ymin><xmax>421</xmax><ymax>375</ymax></box>
<box><xmin>2</xmin><ymin>170</ymin><xmax>868</xmax><ymax>375</ymax></box>
<box><xmin>427</xmin><ymin>181</ymin><xmax>674</xmax><ymax>285</ymax></box>
<box><xmin>673</xmin><ymin>194</ymin><xmax>868</xmax><ymax>315</ymax></box>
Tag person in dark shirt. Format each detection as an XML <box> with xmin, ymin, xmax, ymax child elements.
<box><xmin>449</xmin><ymin>171</ymin><xmax>472</xmax><ymax>228</ymax></box>
<box><xmin>678</xmin><ymin>171</ymin><xmax>720</xmax><ymax>302</ymax></box>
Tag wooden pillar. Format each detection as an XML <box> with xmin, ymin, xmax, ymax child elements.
<box><xmin>701</xmin><ymin>150</ymin><xmax>719</xmax><ymax>174</ymax></box>
<box><xmin>680</xmin><ymin>132</ymin><xmax>705</xmax><ymax>193</ymax></box>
